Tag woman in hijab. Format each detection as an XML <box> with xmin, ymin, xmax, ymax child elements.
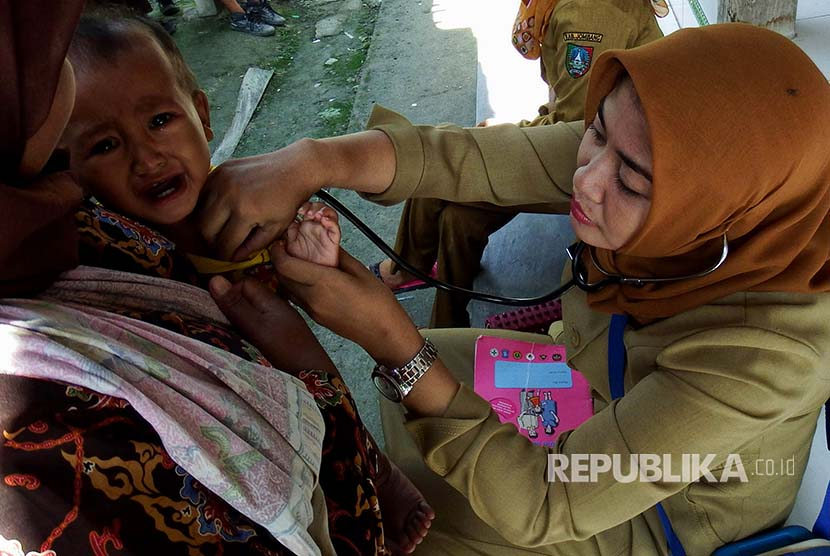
<box><xmin>0</xmin><ymin>3</ymin><xmax>429</xmax><ymax>555</ymax></box>
<box><xmin>196</xmin><ymin>22</ymin><xmax>830</xmax><ymax>555</ymax></box>
<box><xmin>371</xmin><ymin>0</ymin><xmax>664</xmax><ymax>330</ymax></box>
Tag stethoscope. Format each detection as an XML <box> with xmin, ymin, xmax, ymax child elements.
<box><xmin>566</xmin><ymin>234</ymin><xmax>729</xmax><ymax>292</ymax></box>
<box><xmin>315</xmin><ymin>189</ymin><xmax>730</xmax><ymax>307</ymax></box>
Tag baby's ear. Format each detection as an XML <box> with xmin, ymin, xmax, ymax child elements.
<box><xmin>192</xmin><ymin>90</ymin><xmax>214</xmax><ymax>142</ymax></box>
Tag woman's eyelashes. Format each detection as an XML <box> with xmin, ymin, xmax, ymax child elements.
<box><xmin>587</xmin><ymin>124</ymin><xmax>605</xmax><ymax>144</ymax></box>
<box><xmin>614</xmin><ymin>175</ymin><xmax>640</xmax><ymax>197</ymax></box>
<box><xmin>587</xmin><ymin>124</ymin><xmax>641</xmax><ymax>198</ymax></box>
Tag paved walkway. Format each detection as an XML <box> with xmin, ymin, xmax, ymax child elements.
<box><xmin>318</xmin><ymin>0</ymin><xmax>478</xmax><ymax>445</ymax></box>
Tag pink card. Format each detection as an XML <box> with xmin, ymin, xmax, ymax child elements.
<box><xmin>473</xmin><ymin>335</ymin><xmax>593</xmax><ymax>447</ymax></box>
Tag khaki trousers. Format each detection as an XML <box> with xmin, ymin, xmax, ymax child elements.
<box><xmin>391</xmin><ymin>199</ymin><xmax>561</xmax><ymax>328</ymax></box>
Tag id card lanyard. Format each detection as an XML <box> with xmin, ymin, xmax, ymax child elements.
<box><xmin>608</xmin><ymin>314</ymin><xmax>686</xmax><ymax>556</ymax></box>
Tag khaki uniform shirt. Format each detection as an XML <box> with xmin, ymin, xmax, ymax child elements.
<box><xmin>366</xmin><ymin>106</ymin><xmax>830</xmax><ymax>554</ymax></box>
<box><xmin>524</xmin><ymin>0</ymin><xmax>663</xmax><ymax>126</ymax></box>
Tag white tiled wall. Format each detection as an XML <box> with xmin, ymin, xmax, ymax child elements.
<box><xmin>793</xmin><ymin>0</ymin><xmax>830</xmax><ymax>78</ymax></box>
<box><xmin>659</xmin><ymin>0</ymin><xmax>830</xmax><ymax>78</ymax></box>
<box><xmin>798</xmin><ymin>0</ymin><xmax>830</xmax><ymax>21</ymax></box>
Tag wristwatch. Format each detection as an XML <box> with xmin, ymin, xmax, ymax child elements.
<box><xmin>371</xmin><ymin>339</ymin><xmax>438</xmax><ymax>403</ymax></box>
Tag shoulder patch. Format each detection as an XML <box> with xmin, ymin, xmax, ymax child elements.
<box><xmin>563</xmin><ymin>32</ymin><xmax>603</xmax><ymax>43</ymax></box>
<box><xmin>565</xmin><ymin>44</ymin><xmax>594</xmax><ymax>78</ymax></box>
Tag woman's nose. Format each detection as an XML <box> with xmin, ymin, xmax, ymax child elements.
<box><xmin>573</xmin><ymin>159</ymin><xmax>608</xmax><ymax>205</ymax></box>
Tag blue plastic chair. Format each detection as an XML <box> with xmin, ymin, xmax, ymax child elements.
<box><xmin>713</xmin><ymin>405</ymin><xmax>830</xmax><ymax>556</ymax></box>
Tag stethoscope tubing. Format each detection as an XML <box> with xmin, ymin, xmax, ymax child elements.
<box><xmin>315</xmin><ymin>190</ymin><xmax>729</xmax><ymax>306</ymax></box>
<box><xmin>315</xmin><ymin>189</ymin><xmax>577</xmax><ymax>306</ymax></box>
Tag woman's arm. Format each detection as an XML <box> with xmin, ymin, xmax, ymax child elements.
<box><xmin>199</xmin><ymin>107</ymin><xmax>582</xmax><ymax>261</ymax></box>
<box><xmin>361</xmin><ymin>106</ymin><xmax>581</xmax><ymax>207</ymax></box>
<box><xmin>405</xmin><ymin>321</ymin><xmax>827</xmax><ymax>547</ymax></box>
<box><xmin>266</xmin><ymin>241</ymin><xmax>462</xmax><ymax>415</ymax></box>
<box><xmin>198</xmin><ymin>130</ymin><xmax>396</xmax><ymax>261</ymax></box>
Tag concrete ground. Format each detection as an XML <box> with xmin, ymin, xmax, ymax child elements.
<box><xmin>319</xmin><ymin>0</ymin><xmax>480</xmax><ymax>446</ymax></box>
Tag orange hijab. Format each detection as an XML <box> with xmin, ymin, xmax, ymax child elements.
<box><xmin>512</xmin><ymin>0</ymin><xmax>559</xmax><ymax>60</ymax></box>
<box><xmin>582</xmin><ymin>24</ymin><xmax>830</xmax><ymax>321</ymax></box>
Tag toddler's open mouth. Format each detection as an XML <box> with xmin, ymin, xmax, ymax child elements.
<box><xmin>146</xmin><ymin>174</ymin><xmax>185</xmax><ymax>201</ymax></box>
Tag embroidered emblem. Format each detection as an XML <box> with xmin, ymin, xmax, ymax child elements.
<box><xmin>565</xmin><ymin>43</ymin><xmax>594</xmax><ymax>78</ymax></box>
<box><xmin>563</xmin><ymin>32</ymin><xmax>603</xmax><ymax>43</ymax></box>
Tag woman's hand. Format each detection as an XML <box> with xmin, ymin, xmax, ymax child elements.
<box><xmin>269</xmin><ymin>243</ymin><xmax>462</xmax><ymax>417</ymax></box>
<box><xmin>209</xmin><ymin>275</ymin><xmax>337</xmax><ymax>376</ymax></box>
<box><xmin>197</xmin><ymin>131</ymin><xmax>396</xmax><ymax>263</ymax></box>
<box><xmin>270</xmin><ymin>242</ymin><xmax>425</xmax><ymax>368</ymax></box>
<box><xmin>197</xmin><ymin>140</ymin><xmax>325</xmax><ymax>262</ymax></box>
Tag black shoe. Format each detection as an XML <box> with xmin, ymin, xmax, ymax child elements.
<box><xmin>159</xmin><ymin>0</ymin><xmax>181</xmax><ymax>16</ymax></box>
<box><xmin>230</xmin><ymin>13</ymin><xmax>276</xmax><ymax>36</ymax></box>
<box><xmin>243</xmin><ymin>1</ymin><xmax>286</xmax><ymax>27</ymax></box>
<box><xmin>160</xmin><ymin>18</ymin><xmax>177</xmax><ymax>34</ymax></box>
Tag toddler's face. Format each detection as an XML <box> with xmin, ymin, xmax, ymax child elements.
<box><xmin>61</xmin><ymin>35</ymin><xmax>212</xmax><ymax>226</ymax></box>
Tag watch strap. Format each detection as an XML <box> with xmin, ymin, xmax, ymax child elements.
<box><xmin>373</xmin><ymin>338</ymin><xmax>438</xmax><ymax>401</ymax></box>
<box><xmin>395</xmin><ymin>338</ymin><xmax>438</xmax><ymax>398</ymax></box>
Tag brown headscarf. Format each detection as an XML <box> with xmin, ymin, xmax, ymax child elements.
<box><xmin>582</xmin><ymin>23</ymin><xmax>830</xmax><ymax>321</ymax></box>
<box><xmin>511</xmin><ymin>0</ymin><xmax>559</xmax><ymax>60</ymax></box>
<box><xmin>0</xmin><ymin>0</ymin><xmax>85</xmax><ymax>297</ymax></box>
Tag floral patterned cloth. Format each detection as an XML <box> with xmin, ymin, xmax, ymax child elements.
<box><xmin>1</xmin><ymin>277</ymin><xmax>326</xmax><ymax>555</ymax></box>
<box><xmin>0</xmin><ymin>200</ymin><xmax>388</xmax><ymax>555</ymax></box>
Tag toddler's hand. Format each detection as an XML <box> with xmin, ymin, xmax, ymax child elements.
<box><xmin>270</xmin><ymin>242</ymin><xmax>425</xmax><ymax>367</ymax></box>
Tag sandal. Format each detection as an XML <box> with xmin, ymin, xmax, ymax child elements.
<box><xmin>368</xmin><ymin>261</ymin><xmax>438</xmax><ymax>294</ymax></box>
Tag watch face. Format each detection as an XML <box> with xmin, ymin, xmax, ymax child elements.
<box><xmin>372</xmin><ymin>373</ymin><xmax>402</xmax><ymax>402</ymax></box>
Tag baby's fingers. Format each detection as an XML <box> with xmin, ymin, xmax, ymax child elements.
<box><xmin>318</xmin><ymin>205</ymin><xmax>339</xmax><ymax>224</ymax></box>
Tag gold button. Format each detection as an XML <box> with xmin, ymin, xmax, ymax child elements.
<box><xmin>570</xmin><ymin>327</ymin><xmax>581</xmax><ymax>347</ymax></box>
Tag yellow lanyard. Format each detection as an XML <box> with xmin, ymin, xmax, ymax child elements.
<box><xmin>186</xmin><ymin>248</ymin><xmax>271</xmax><ymax>275</ymax></box>
<box><xmin>186</xmin><ymin>164</ymin><xmax>276</xmax><ymax>274</ymax></box>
